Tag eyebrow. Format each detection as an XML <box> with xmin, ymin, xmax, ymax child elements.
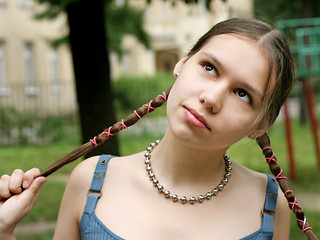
<box><xmin>200</xmin><ymin>52</ymin><xmax>264</xmax><ymax>99</ymax></box>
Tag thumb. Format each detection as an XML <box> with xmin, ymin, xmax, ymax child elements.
<box><xmin>20</xmin><ymin>176</ymin><xmax>46</xmax><ymax>208</ymax></box>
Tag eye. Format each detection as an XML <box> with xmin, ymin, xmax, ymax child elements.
<box><xmin>235</xmin><ymin>89</ymin><xmax>251</xmax><ymax>103</ymax></box>
<box><xmin>203</xmin><ymin>63</ymin><xmax>218</xmax><ymax>77</ymax></box>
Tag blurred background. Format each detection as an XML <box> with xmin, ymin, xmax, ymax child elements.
<box><xmin>0</xmin><ymin>0</ymin><xmax>319</xmax><ymax>239</ymax></box>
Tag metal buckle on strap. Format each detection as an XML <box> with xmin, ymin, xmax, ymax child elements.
<box><xmin>88</xmin><ymin>190</ymin><xmax>102</xmax><ymax>199</ymax></box>
<box><xmin>261</xmin><ymin>209</ymin><xmax>276</xmax><ymax>219</ymax></box>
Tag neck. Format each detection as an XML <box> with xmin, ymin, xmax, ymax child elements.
<box><xmin>148</xmin><ymin>130</ymin><xmax>229</xmax><ymax>196</ymax></box>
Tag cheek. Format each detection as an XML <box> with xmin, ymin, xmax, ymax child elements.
<box><xmin>223</xmin><ymin>110</ymin><xmax>258</xmax><ymax>134</ymax></box>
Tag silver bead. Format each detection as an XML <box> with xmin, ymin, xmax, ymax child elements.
<box><xmin>146</xmin><ymin>146</ymin><xmax>152</xmax><ymax>152</ymax></box>
<box><xmin>198</xmin><ymin>195</ymin><xmax>205</xmax><ymax>202</ymax></box>
<box><xmin>218</xmin><ymin>183</ymin><xmax>224</xmax><ymax>190</ymax></box>
<box><xmin>212</xmin><ymin>188</ymin><xmax>219</xmax><ymax>196</ymax></box>
<box><xmin>164</xmin><ymin>190</ymin><xmax>170</xmax><ymax>197</ymax></box>
<box><xmin>206</xmin><ymin>192</ymin><xmax>212</xmax><ymax>199</ymax></box>
<box><xmin>145</xmin><ymin>159</ymin><xmax>150</xmax><ymax>164</ymax></box>
<box><xmin>226</xmin><ymin>159</ymin><xmax>232</xmax><ymax>166</ymax></box>
<box><xmin>157</xmin><ymin>184</ymin><xmax>163</xmax><ymax>191</ymax></box>
<box><xmin>222</xmin><ymin>178</ymin><xmax>228</xmax><ymax>184</ymax></box>
<box><xmin>225</xmin><ymin>172</ymin><xmax>231</xmax><ymax>178</ymax></box>
<box><xmin>179</xmin><ymin>196</ymin><xmax>187</xmax><ymax>203</ymax></box>
<box><xmin>144</xmin><ymin>152</ymin><xmax>150</xmax><ymax>158</ymax></box>
<box><xmin>189</xmin><ymin>196</ymin><xmax>196</xmax><ymax>204</ymax></box>
<box><xmin>148</xmin><ymin>172</ymin><xmax>154</xmax><ymax>178</ymax></box>
<box><xmin>146</xmin><ymin>165</ymin><xmax>152</xmax><ymax>172</ymax></box>
<box><xmin>226</xmin><ymin>166</ymin><xmax>232</xmax><ymax>172</ymax></box>
<box><xmin>172</xmin><ymin>194</ymin><xmax>178</xmax><ymax>201</ymax></box>
<box><xmin>150</xmin><ymin>142</ymin><xmax>156</xmax><ymax>148</ymax></box>
<box><xmin>224</xmin><ymin>154</ymin><xmax>230</xmax><ymax>160</ymax></box>
<box><xmin>152</xmin><ymin>178</ymin><xmax>158</xmax><ymax>185</ymax></box>
<box><xmin>155</xmin><ymin>139</ymin><xmax>160</xmax><ymax>144</ymax></box>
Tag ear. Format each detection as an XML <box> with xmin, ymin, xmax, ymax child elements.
<box><xmin>248</xmin><ymin>126</ymin><xmax>269</xmax><ymax>139</ymax></box>
<box><xmin>173</xmin><ymin>56</ymin><xmax>189</xmax><ymax>77</ymax></box>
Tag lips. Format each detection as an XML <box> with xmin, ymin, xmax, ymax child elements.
<box><xmin>183</xmin><ymin>107</ymin><xmax>210</xmax><ymax>130</ymax></box>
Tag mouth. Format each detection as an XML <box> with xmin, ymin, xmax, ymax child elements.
<box><xmin>183</xmin><ymin>107</ymin><xmax>211</xmax><ymax>130</ymax></box>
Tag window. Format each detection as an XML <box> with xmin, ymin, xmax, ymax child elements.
<box><xmin>23</xmin><ymin>43</ymin><xmax>38</xmax><ymax>95</ymax></box>
<box><xmin>18</xmin><ymin>0</ymin><xmax>33</xmax><ymax>9</ymax></box>
<box><xmin>121</xmin><ymin>52</ymin><xmax>131</xmax><ymax>74</ymax></box>
<box><xmin>115</xmin><ymin>0</ymin><xmax>125</xmax><ymax>7</ymax></box>
<box><xmin>199</xmin><ymin>0</ymin><xmax>207</xmax><ymax>15</ymax></box>
<box><xmin>49</xmin><ymin>47</ymin><xmax>61</xmax><ymax>94</ymax></box>
<box><xmin>0</xmin><ymin>42</ymin><xmax>10</xmax><ymax>96</ymax></box>
<box><xmin>161</xmin><ymin>1</ymin><xmax>169</xmax><ymax>21</ymax></box>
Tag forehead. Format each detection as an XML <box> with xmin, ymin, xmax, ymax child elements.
<box><xmin>196</xmin><ymin>34</ymin><xmax>271</xmax><ymax>94</ymax></box>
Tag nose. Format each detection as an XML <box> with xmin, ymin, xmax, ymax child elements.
<box><xmin>199</xmin><ymin>83</ymin><xmax>227</xmax><ymax>113</ymax></box>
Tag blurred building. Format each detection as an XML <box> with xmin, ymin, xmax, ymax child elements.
<box><xmin>0</xmin><ymin>0</ymin><xmax>76</xmax><ymax>115</ymax></box>
<box><xmin>0</xmin><ymin>0</ymin><xmax>253</xmax><ymax>115</ymax></box>
<box><xmin>112</xmin><ymin>0</ymin><xmax>253</xmax><ymax>78</ymax></box>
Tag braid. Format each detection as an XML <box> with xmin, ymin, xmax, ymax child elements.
<box><xmin>256</xmin><ymin>133</ymin><xmax>318</xmax><ymax>240</ymax></box>
<box><xmin>40</xmin><ymin>87</ymin><xmax>172</xmax><ymax>177</ymax></box>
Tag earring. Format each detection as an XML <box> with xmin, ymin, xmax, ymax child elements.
<box><xmin>174</xmin><ymin>73</ymin><xmax>179</xmax><ymax>78</ymax></box>
<box><xmin>249</xmin><ymin>134</ymin><xmax>254</xmax><ymax>139</ymax></box>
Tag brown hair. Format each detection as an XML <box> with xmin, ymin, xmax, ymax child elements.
<box><xmin>39</xmin><ymin>18</ymin><xmax>317</xmax><ymax>239</ymax></box>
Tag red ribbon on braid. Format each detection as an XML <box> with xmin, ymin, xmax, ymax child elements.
<box><xmin>262</xmin><ymin>147</ymin><xmax>288</xmax><ymax>181</ymax></box>
<box><xmin>90</xmin><ymin>91</ymin><xmax>168</xmax><ymax>148</ymax></box>
<box><xmin>158</xmin><ymin>91</ymin><xmax>167</xmax><ymax>101</ymax></box>
<box><xmin>297</xmin><ymin>217</ymin><xmax>312</xmax><ymax>233</ymax></box>
<box><xmin>144</xmin><ymin>100</ymin><xmax>156</xmax><ymax>114</ymax></box>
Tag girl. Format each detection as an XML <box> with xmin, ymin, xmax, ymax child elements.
<box><xmin>0</xmin><ymin>18</ymin><xmax>318</xmax><ymax>240</ymax></box>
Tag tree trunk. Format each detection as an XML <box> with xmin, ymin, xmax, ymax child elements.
<box><xmin>66</xmin><ymin>0</ymin><xmax>119</xmax><ymax>157</ymax></box>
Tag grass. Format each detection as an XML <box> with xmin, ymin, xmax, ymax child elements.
<box><xmin>1</xmin><ymin>117</ymin><xmax>320</xmax><ymax>238</ymax></box>
<box><xmin>17</xmin><ymin>231</ymin><xmax>54</xmax><ymax>240</ymax></box>
<box><xmin>0</xmin><ymin>141</ymin><xmax>80</xmax><ymax>176</ymax></box>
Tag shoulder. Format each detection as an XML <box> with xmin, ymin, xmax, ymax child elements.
<box><xmin>67</xmin><ymin>155</ymin><xmax>119</xmax><ymax>195</ymax></box>
<box><xmin>67</xmin><ymin>153</ymin><xmax>141</xmax><ymax>197</ymax></box>
<box><xmin>232</xmin><ymin>162</ymin><xmax>290</xmax><ymax>238</ymax></box>
<box><xmin>231</xmin><ymin>161</ymin><xmax>268</xmax><ymax>191</ymax></box>
<box><xmin>68</xmin><ymin>155</ymin><xmax>100</xmax><ymax>190</ymax></box>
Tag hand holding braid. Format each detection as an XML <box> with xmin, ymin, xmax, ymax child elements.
<box><xmin>256</xmin><ymin>133</ymin><xmax>318</xmax><ymax>240</ymax></box>
<box><xmin>40</xmin><ymin>87</ymin><xmax>172</xmax><ymax>177</ymax></box>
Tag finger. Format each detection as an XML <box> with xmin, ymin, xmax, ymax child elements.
<box><xmin>20</xmin><ymin>176</ymin><xmax>46</xmax><ymax>208</ymax></box>
<box><xmin>0</xmin><ymin>175</ymin><xmax>12</xmax><ymax>199</ymax></box>
<box><xmin>22</xmin><ymin>168</ymin><xmax>41</xmax><ymax>189</ymax></box>
<box><xmin>0</xmin><ymin>177</ymin><xmax>46</xmax><ymax>230</ymax></box>
<box><xmin>9</xmin><ymin>169</ymin><xmax>24</xmax><ymax>194</ymax></box>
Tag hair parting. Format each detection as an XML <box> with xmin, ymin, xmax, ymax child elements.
<box><xmin>40</xmin><ymin>87</ymin><xmax>172</xmax><ymax>177</ymax></box>
<box><xmin>256</xmin><ymin>133</ymin><xmax>318</xmax><ymax>240</ymax></box>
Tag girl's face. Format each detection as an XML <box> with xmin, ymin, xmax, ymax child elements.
<box><xmin>166</xmin><ymin>34</ymin><xmax>272</xmax><ymax>151</ymax></box>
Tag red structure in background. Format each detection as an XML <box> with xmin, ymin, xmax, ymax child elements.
<box><xmin>277</xmin><ymin>18</ymin><xmax>320</xmax><ymax>181</ymax></box>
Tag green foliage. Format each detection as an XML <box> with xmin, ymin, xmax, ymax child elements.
<box><xmin>0</xmin><ymin>107</ymin><xmax>80</xmax><ymax>145</ymax></box>
<box><xmin>254</xmin><ymin>0</ymin><xmax>320</xmax><ymax>25</ymax></box>
<box><xmin>112</xmin><ymin>72</ymin><xmax>173</xmax><ymax>117</ymax></box>
<box><xmin>106</xmin><ymin>3</ymin><xmax>150</xmax><ymax>55</ymax></box>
